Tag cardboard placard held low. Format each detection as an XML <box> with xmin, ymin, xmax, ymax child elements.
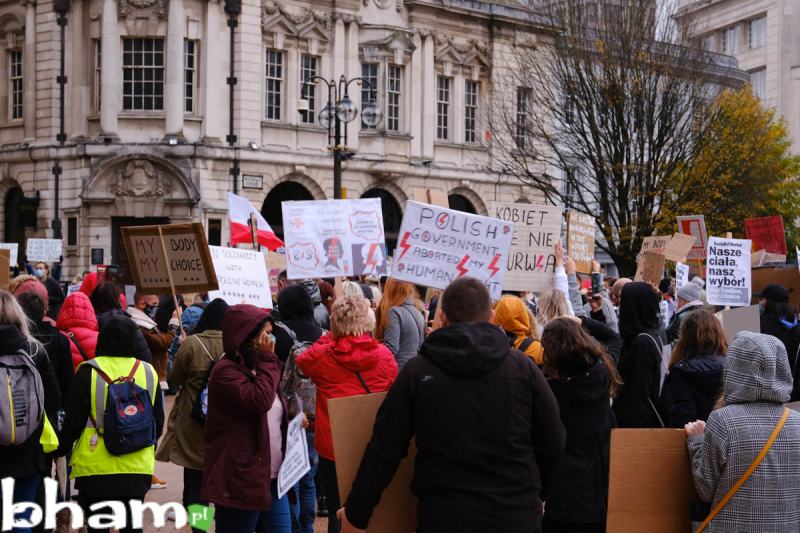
<box><xmin>716</xmin><ymin>305</ymin><xmax>761</xmax><ymax>344</ymax></box>
<box><xmin>0</xmin><ymin>249</ymin><xmax>9</xmax><ymax>290</ymax></box>
<box><xmin>607</xmin><ymin>429</ymin><xmax>697</xmax><ymax>533</ymax></box>
<box><xmin>328</xmin><ymin>393</ymin><xmax>417</xmax><ymax>533</ymax></box>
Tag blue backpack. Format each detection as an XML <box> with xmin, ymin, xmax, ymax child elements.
<box><xmin>87</xmin><ymin>359</ymin><xmax>157</xmax><ymax>456</ymax></box>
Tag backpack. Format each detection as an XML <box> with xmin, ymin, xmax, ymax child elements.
<box><xmin>276</xmin><ymin>322</ymin><xmax>319</xmax><ymax>420</ymax></box>
<box><xmin>0</xmin><ymin>349</ymin><xmax>44</xmax><ymax>446</ymax></box>
<box><xmin>190</xmin><ymin>337</ymin><xmax>220</xmax><ymax>426</ymax></box>
<box><xmin>86</xmin><ymin>359</ymin><xmax>157</xmax><ymax>456</ymax></box>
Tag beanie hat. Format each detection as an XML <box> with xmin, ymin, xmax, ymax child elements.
<box><xmin>96</xmin><ymin>315</ymin><xmax>139</xmax><ymax>358</ymax></box>
<box><xmin>677</xmin><ymin>282</ymin><xmax>702</xmax><ymax>303</ymax></box>
<box><xmin>11</xmin><ymin>275</ymin><xmax>49</xmax><ymax>306</ymax></box>
<box><xmin>691</xmin><ymin>276</ymin><xmax>705</xmax><ymax>289</ymax></box>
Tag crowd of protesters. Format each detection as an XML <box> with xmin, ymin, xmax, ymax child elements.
<box><xmin>2</xmin><ymin>239</ymin><xmax>800</xmax><ymax>533</ymax></box>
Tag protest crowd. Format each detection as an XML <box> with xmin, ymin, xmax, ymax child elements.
<box><xmin>2</xmin><ymin>197</ymin><xmax>800</xmax><ymax>533</ymax></box>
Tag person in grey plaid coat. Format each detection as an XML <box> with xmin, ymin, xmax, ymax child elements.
<box><xmin>686</xmin><ymin>331</ymin><xmax>800</xmax><ymax>532</ymax></box>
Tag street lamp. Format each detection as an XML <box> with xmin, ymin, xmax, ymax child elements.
<box><xmin>224</xmin><ymin>0</ymin><xmax>240</xmax><ymax>194</ymax></box>
<box><xmin>303</xmin><ymin>75</ymin><xmax>383</xmax><ymax>199</ymax></box>
<box><xmin>52</xmin><ymin>0</ymin><xmax>70</xmax><ymax>240</ymax></box>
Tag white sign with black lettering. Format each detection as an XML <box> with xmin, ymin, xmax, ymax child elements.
<box><xmin>0</xmin><ymin>243</ymin><xmax>19</xmax><ymax>265</ymax></box>
<box><xmin>277</xmin><ymin>414</ymin><xmax>311</xmax><ymax>499</ymax></box>
<box><xmin>26</xmin><ymin>239</ymin><xmax>62</xmax><ymax>263</ymax></box>
<box><xmin>707</xmin><ymin>237</ymin><xmax>751</xmax><ymax>307</ymax></box>
<box><xmin>208</xmin><ymin>246</ymin><xmax>272</xmax><ymax>308</ymax></box>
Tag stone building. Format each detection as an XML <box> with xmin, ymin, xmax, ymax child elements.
<box><xmin>675</xmin><ymin>0</ymin><xmax>800</xmax><ymax>153</ymax></box>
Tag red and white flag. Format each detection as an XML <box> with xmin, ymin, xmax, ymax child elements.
<box><xmin>227</xmin><ymin>192</ymin><xmax>284</xmax><ymax>251</ymax></box>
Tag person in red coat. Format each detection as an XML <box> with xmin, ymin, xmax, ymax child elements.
<box><xmin>297</xmin><ymin>294</ymin><xmax>398</xmax><ymax>533</ymax></box>
<box><xmin>56</xmin><ymin>291</ymin><xmax>98</xmax><ymax>369</ymax></box>
<box><xmin>201</xmin><ymin>304</ymin><xmax>286</xmax><ymax>532</ymax></box>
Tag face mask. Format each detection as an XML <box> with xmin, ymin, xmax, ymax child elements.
<box><xmin>145</xmin><ymin>305</ymin><xmax>158</xmax><ymax>318</ymax></box>
<box><xmin>34</xmin><ymin>269</ymin><xmax>45</xmax><ymax>278</ymax></box>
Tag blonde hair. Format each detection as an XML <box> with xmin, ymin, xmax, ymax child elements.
<box><xmin>331</xmin><ymin>295</ymin><xmax>375</xmax><ymax>339</ymax></box>
<box><xmin>537</xmin><ymin>289</ymin><xmax>570</xmax><ymax>326</ymax></box>
<box><xmin>341</xmin><ymin>281</ymin><xmax>363</xmax><ymax>298</ymax></box>
<box><xmin>0</xmin><ymin>290</ymin><xmax>32</xmax><ymax>340</ymax></box>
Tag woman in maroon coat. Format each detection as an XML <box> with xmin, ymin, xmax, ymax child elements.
<box><xmin>201</xmin><ymin>304</ymin><xmax>287</xmax><ymax>532</ymax></box>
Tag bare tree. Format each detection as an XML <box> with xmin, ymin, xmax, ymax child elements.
<box><xmin>491</xmin><ymin>0</ymin><xmax>744</xmax><ymax>275</ymax></box>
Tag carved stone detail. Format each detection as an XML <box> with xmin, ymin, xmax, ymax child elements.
<box><xmin>118</xmin><ymin>0</ymin><xmax>167</xmax><ymax>19</ymax></box>
<box><xmin>262</xmin><ymin>1</ymin><xmax>332</xmax><ymax>35</ymax></box>
<box><xmin>435</xmin><ymin>35</ymin><xmax>490</xmax><ymax>66</ymax></box>
<box><xmin>361</xmin><ymin>0</ymin><xmax>403</xmax><ymax>10</ymax></box>
<box><xmin>110</xmin><ymin>159</ymin><xmax>172</xmax><ymax>197</ymax></box>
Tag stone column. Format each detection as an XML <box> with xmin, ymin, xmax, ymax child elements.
<box><xmin>100</xmin><ymin>0</ymin><xmax>121</xmax><ymax>139</ymax></box>
<box><xmin>421</xmin><ymin>33</ymin><xmax>435</xmax><ymax>159</ymax></box>
<box><xmin>201</xmin><ymin>0</ymin><xmax>224</xmax><ymax>142</ymax></box>
<box><xmin>165</xmin><ymin>0</ymin><xmax>184</xmax><ymax>138</ymax></box>
<box><xmin>22</xmin><ymin>0</ymin><xmax>36</xmax><ymax>140</ymax></box>
<box><xmin>410</xmin><ymin>32</ymin><xmax>422</xmax><ymax>157</ymax></box>
<box><xmin>333</xmin><ymin>16</ymin><xmax>346</xmax><ymax>83</ymax></box>
<box><xmin>453</xmin><ymin>69</ymin><xmax>464</xmax><ymax>145</ymax></box>
<box><xmin>69</xmin><ymin>0</ymin><xmax>88</xmax><ymax>138</ymax></box>
<box><xmin>345</xmin><ymin>20</ymin><xmax>360</xmax><ymax>150</ymax></box>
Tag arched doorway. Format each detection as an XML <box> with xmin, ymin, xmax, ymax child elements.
<box><xmin>448</xmin><ymin>194</ymin><xmax>477</xmax><ymax>214</ymax></box>
<box><xmin>4</xmin><ymin>186</ymin><xmax>36</xmax><ymax>266</ymax></box>
<box><xmin>361</xmin><ymin>188</ymin><xmax>403</xmax><ymax>253</ymax></box>
<box><xmin>261</xmin><ymin>181</ymin><xmax>314</xmax><ymax>240</ymax></box>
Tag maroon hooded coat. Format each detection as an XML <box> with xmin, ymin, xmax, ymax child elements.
<box><xmin>201</xmin><ymin>304</ymin><xmax>283</xmax><ymax>511</ymax></box>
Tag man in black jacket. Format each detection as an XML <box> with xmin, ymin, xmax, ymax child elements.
<box><xmin>339</xmin><ymin>277</ymin><xmax>566</xmax><ymax>533</ymax></box>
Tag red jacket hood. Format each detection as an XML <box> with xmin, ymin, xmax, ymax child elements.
<box><xmin>57</xmin><ymin>292</ymin><xmax>98</xmax><ymax>332</ymax></box>
<box><xmin>313</xmin><ymin>334</ymin><xmax>392</xmax><ymax>372</ymax></box>
<box><xmin>79</xmin><ymin>273</ymin><xmax>98</xmax><ymax>298</ymax></box>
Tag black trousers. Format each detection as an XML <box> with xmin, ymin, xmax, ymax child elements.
<box><xmin>183</xmin><ymin>468</ymin><xmax>208</xmax><ymax>533</ymax></box>
<box><xmin>542</xmin><ymin>517</ymin><xmax>604</xmax><ymax>533</ymax></box>
<box><xmin>318</xmin><ymin>458</ymin><xmax>341</xmax><ymax>533</ymax></box>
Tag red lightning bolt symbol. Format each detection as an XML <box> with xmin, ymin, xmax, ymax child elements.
<box><xmin>456</xmin><ymin>255</ymin><xmax>470</xmax><ymax>278</ymax></box>
<box><xmin>536</xmin><ymin>255</ymin><xmax>544</xmax><ymax>271</ymax></box>
<box><xmin>365</xmin><ymin>243</ymin><xmax>378</xmax><ymax>271</ymax></box>
<box><xmin>488</xmin><ymin>254</ymin><xmax>501</xmax><ymax>278</ymax></box>
<box><xmin>397</xmin><ymin>232</ymin><xmax>412</xmax><ymax>260</ymax></box>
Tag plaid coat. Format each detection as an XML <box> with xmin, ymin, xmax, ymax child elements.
<box><xmin>688</xmin><ymin>332</ymin><xmax>800</xmax><ymax>532</ymax></box>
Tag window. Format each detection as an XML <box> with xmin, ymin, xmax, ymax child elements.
<box><xmin>184</xmin><ymin>40</ymin><xmax>197</xmax><ymax>114</ymax></box>
<box><xmin>93</xmin><ymin>41</ymin><xmax>102</xmax><ymax>113</ymax></box>
<box><xmin>299</xmin><ymin>54</ymin><xmax>317</xmax><ymax>124</ymax></box>
<box><xmin>750</xmin><ymin>68</ymin><xmax>766</xmax><ymax>100</ymax></box>
<box><xmin>464</xmin><ymin>80</ymin><xmax>478</xmax><ymax>143</ymax></box>
<box><xmin>122</xmin><ymin>38</ymin><xmax>165</xmax><ymax>111</ymax></box>
<box><xmin>702</xmin><ymin>35</ymin><xmax>715</xmax><ymax>52</ymax></box>
<box><xmin>436</xmin><ymin>76</ymin><xmax>450</xmax><ymax>141</ymax></box>
<box><xmin>721</xmin><ymin>26</ymin><xmax>738</xmax><ymax>55</ymax></box>
<box><xmin>749</xmin><ymin>17</ymin><xmax>766</xmax><ymax>49</ymax></box>
<box><xmin>208</xmin><ymin>219</ymin><xmax>222</xmax><ymax>246</ymax></box>
<box><xmin>67</xmin><ymin>217</ymin><xmax>78</xmax><ymax>247</ymax></box>
<box><xmin>265</xmin><ymin>49</ymin><xmax>283</xmax><ymax>121</ymax></box>
<box><xmin>361</xmin><ymin>63</ymin><xmax>379</xmax><ymax>129</ymax></box>
<box><xmin>515</xmin><ymin>87</ymin><xmax>529</xmax><ymax>149</ymax></box>
<box><xmin>9</xmin><ymin>49</ymin><xmax>22</xmax><ymax>120</ymax></box>
<box><xmin>387</xmin><ymin>65</ymin><xmax>401</xmax><ymax>133</ymax></box>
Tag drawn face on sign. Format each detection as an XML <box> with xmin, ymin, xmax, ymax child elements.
<box><xmin>353</xmin><ymin>243</ymin><xmax>386</xmax><ymax>276</ymax></box>
<box><xmin>323</xmin><ymin>237</ymin><xmax>344</xmax><ymax>268</ymax></box>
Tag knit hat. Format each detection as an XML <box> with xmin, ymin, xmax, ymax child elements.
<box><xmin>96</xmin><ymin>315</ymin><xmax>140</xmax><ymax>358</ymax></box>
<box><xmin>677</xmin><ymin>281</ymin><xmax>702</xmax><ymax>303</ymax></box>
<box><xmin>691</xmin><ymin>276</ymin><xmax>705</xmax><ymax>289</ymax></box>
<box><xmin>11</xmin><ymin>275</ymin><xmax>49</xmax><ymax>306</ymax></box>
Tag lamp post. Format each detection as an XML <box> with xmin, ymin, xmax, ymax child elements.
<box><xmin>224</xmin><ymin>0</ymin><xmax>240</xmax><ymax>194</ymax></box>
<box><xmin>52</xmin><ymin>0</ymin><xmax>70</xmax><ymax>240</ymax></box>
<box><xmin>304</xmin><ymin>75</ymin><xmax>383</xmax><ymax>199</ymax></box>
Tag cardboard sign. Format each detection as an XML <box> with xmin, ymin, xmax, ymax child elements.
<box><xmin>0</xmin><ymin>243</ymin><xmax>19</xmax><ymax>265</ymax></box>
<box><xmin>328</xmin><ymin>393</ymin><xmax>417</xmax><ymax>533</ymax></box>
<box><xmin>639</xmin><ymin>235</ymin><xmax>672</xmax><ymax>258</ymax></box>
<box><xmin>489</xmin><ymin>202</ymin><xmax>562</xmax><ymax>292</ymax></box>
<box><xmin>752</xmin><ymin>266</ymin><xmax>800</xmax><ymax>307</ymax></box>
<box><xmin>282</xmin><ymin>199</ymin><xmax>387</xmax><ymax>279</ymax></box>
<box><xmin>607</xmin><ymin>429</ymin><xmax>697</xmax><ymax>533</ymax></box>
<box><xmin>277</xmin><ymin>413</ymin><xmax>311</xmax><ymax>499</ymax></box>
<box><xmin>745</xmin><ymin>215</ymin><xmax>787</xmax><ymax>255</ymax></box>
<box><xmin>675</xmin><ymin>262</ymin><xmax>690</xmax><ymax>293</ymax></box>
<box><xmin>121</xmin><ymin>223</ymin><xmax>218</xmax><ymax>295</ymax></box>
<box><xmin>0</xmin><ymin>249</ymin><xmax>9</xmax><ymax>290</ymax></box>
<box><xmin>635</xmin><ymin>251</ymin><xmax>666</xmax><ymax>285</ymax></box>
<box><xmin>677</xmin><ymin>215</ymin><xmax>708</xmax><ymax>260</ymax></box>
<box><xmin>393</xmin><ymin>201</ymin><xmax>514</xmax><ymax>300</ymax></box>
<box><xmin>208</xmin><ymin>246</ymin><xmax>272</xmax><ymax>308</ymax></box>
<box><xmin>26</xmin><ymin>238</ymin><xmax>62</xmax><ymax>263</ymax></box>
<box><xmin>663</xmin><ymin>233</ymin><xmax>698</xmax><ymax>263</ymax></box>
<box><xmin>411</xmin><ymin>188</ymin><xmax>448</xmax><ymax>208</ymax></box>
<box><xmin>567</xmin><ymin>211</ymin><xmax>595</xmax><ymax>274</ymax></box>
<box><xmin>706</xmin><ymin>237</ymin><xmax>751</xmax><ymax>307</ymax></box>
<box><xmin>716</xmin><ymin>305</ymin><xmax>760</xmax><ymax>344</ymax></box>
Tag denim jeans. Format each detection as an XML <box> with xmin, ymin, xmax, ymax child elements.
<box><xmin>290</xmin><ymin>431</ymin><xmax>318</xmax><ymax>533</ymax></box>
<box><xmin>215</xmin><ymin>506</ymin><xmax>262</xmax><ymax>533</ymax></box>
<box><xmin>0</xmin><ymin>475</ymin><xmax>40</xmax><ymax>533</ymax></box>
<box><xmin>256</xmin><ymin>480</ymin><xmax>291</xmax><ymax>533</ymax></box>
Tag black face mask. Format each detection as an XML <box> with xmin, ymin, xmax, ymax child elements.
<box><xmin>145</xmin><ymin>305</ymin><xmax>158</xmax><ymax>319</ymax></box>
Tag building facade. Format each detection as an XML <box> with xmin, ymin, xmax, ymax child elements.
<box><xmin>676</xmin><ymin>0</ymin><xmax>800</xmax><ymax>153</ymax></box>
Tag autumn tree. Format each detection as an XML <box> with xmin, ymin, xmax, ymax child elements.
<box><xmin>491</xmin><ymin>0</ymin><xmax>745</xmax><ymax>275</ymax></box>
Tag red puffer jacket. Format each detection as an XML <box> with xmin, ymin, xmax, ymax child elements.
<box><xmin>57</xmin><ymin>292</ymin><xmax>98</xmax><ymax>370</ymax></box>
<box><xmin>297</xmin><ymin>333</ymin><xmax>398</xmax><ymax>461</ymax></box>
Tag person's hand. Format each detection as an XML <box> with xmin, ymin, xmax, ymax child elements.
<box><xmin>565</xmin><ymin>255</ymin><xmax>576</xmax><ymax>275</ymax></box>
<box><xmin>300</xmin><ymin>413</ymin><xmax>310</xmax><ymax>429</ymax></box>
<box><xmin>592</xmin><ymin>259</ymin><xmax>601</xmax><ymax>274</ymax></box>
<box><xmin>589</xmin><ymin>295</ymin><xmax>603</xmax><ymax>312</ymax></box>
<box><xmin>684</xmin><ymin>420</ymin><xmax>706</xmax><ymax>437</ymax></box>
<box><xmin>178</xmin><ymin>332</ymin><xmax>187</xmax><ymax>344</ymax></box>
<box><xmin>337</xmin><ymin>508</ymin><xmax>366</xmax><ymax>533</ymax></box>
<box><xmin>554</xmin><ymin>239</ymin><xmax>564</xmax><ymax>267</ymax></box>
<box><xmin>256</xmin><ymin>329</ymin><xmax>276</xmax><ymax>354</ymax></box>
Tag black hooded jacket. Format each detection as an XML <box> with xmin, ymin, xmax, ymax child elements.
<box><xmin>344</xmin><ymin>322</ymin><xmax>566</xmax><ymax>533</ymax></box>
<box><xmin>274</xmin><ymin>284</ymin><xmax>324</xmax><ymax>362</ymax></box>
<box><xmin>614</xmin><ymin>282</ymin><xmax>664</xmax><ymax>428</ymax></box>
<box><xmin>659</xmin><ymin>353</ymin><xmax>724</xmax><ymax>427</ymax></box>
<box><xmin>760</xmin><ymin>313</ymin><xmax>800</xmax><ymax>400</ymax></box>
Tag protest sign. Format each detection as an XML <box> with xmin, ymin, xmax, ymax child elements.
<box><xmin>67</xmin><ymin>284</ymin><xmax>81</xmax><ymax>296</ymax></box>
<box><xmin>411</xmin><ymin>188</ymin><xmax>448</xmax><ymax>208</ymax></box>
<box><xmin>634</xmin><ymin>251</ymin><xmax>665</xmax><ymax>285</ymax></box>
<box><xmin>716</xmin><ymin>305</ymin><xmax>760</xmax><ymax>344</ymax></box>
<box><xmin>0</xmin><ymin>243</ymin><xmax>19</xmax><ymax>265</ymax></box>
<box><xmin>607</xmin><ymin>429</ymin><xmax>697</xmax><ymax>532</ymax></box>
<box><xmin>745</xmin><ymin>215</ymin><xmax>787</xmax><ymax>255</ymax></box>
<box><xmin>706</xmin><ymin>236</ymin><xmax>751</xmax><ymax>307</ymax></box>
<box><xmin>489</xmin><ymin>201</ymin><xmax>562</xmax><ymax>292</ymax></box>
<box><xmin>663</xmin><ymin>233</ymin><xmax>697</xmax><ymax>263</ymax></box>
<box><xmin>752</xmin><ymin>266</ymin><xmax>800</xmax><ymax>307</ymax></box>
<box><xmin>677</xmin><ymin>215</ymin><xmax>708</xmax><ymax>260</ymax></box>
<box><xmin>639</xmin><ymin>235</ymin><xmax>671</xmax><ymax>258</ymax></box>
<box><xmin>208</xmin><ymin>246</ymin><xmax>272</xmax><ymax>308</ymax></box>
<box><xmin>567</xmin><ymin>211</ymin><xmax>595</xmax><ymax>274</ymax></box>
<box><xmin>282</xmin><ymin>199</ymin><xmax>387</xmax><ymax>279</ymax></box>
<box><xmin>121</xmin><ymin>223</ymin><xmax>218</xmax><ymax>295</ymax></box>
<box><xmin>675</xmin><ymin>262</ymin><xmax>690</xmax><ymax>293</ymax></box>
<box><xmin>329</xmin><ymin>393</ymin><xmax>417</xmax><ymax>533</ymax></box>
<box><xmin>393</xmin><ymin>201</ymin><xmax>514</xmax><ymax>300</ymax></box>
<box><xmin>277</xmin><ymin>413</ymin><xmax>311</xmax><ymax>499</ymax></box>
<box><xmin>266</xmin><ymin>251</ymin><xmax>287</xmax><ymax>295</ymax></box>
<box><xmin>26</xmin><ymin>238</ymin><xmax>62</xmax><ymax>263</ymax></box>
<box><xmin>0</xmin><ymin>249</ymin><xmax>9</xmax><ymax>290</ymax></box>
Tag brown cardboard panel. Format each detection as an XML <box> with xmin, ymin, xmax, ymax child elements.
<box><xmin>0</xmin><ymin>249</ymin><xmax>9</xmax><ymax>290</ymax></box>
<box><xmin>328</xmin><ymin>393</ymin><xmax>417</xmax><ymax>533</ymax></box>
<box><xmin>752</xmin><ymin>266</ymin><xmax>800</xmax><ymax>308</ymax></box>
<box><xmin>664</xmin><ymin>233</ymin><xmax>697</xmax><ymax>263</ymax></box>
<box><xmin>716</xmin><ymin>305</ymin><xmax>761</xmax><ymax>344</ymax></box>
<box><xmin>567</xmin><ymin>211</ymin><xmax>596</xmax><ymax>275</ymax></box>
<box><xmin>635</xmin><ymin>251</ymin><xmax>666</xmax><ymax>285</ymax></box>
<box><xmin>607</xmin><ymin>429</ymin><xmax>697</xmax><ymax>533</ymax></box>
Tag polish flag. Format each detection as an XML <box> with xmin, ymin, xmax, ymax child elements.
<box><xmin>227</xmin><ymin>192</ymin><xmax>284</xmax><ymax>251</ymax></box>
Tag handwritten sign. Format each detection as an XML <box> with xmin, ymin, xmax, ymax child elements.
<box><xmin>677</xmin><ymin>215</ymin><xmax>708</xmax><ymax>260</ymax></box>
<box><xmin>0</xmin><ymin>243</ymin><xmax>19</xmax><ymax>265</ymax></box>
<box><xmin>635</xmin><ymin>251</ymin><xmax>666</xmax><ymax>285</ymax></box>
<box><xmin>567</xmin><ymin>211</ymin><xmax>596</xmax><ymax>274</ymax></box>
<box><xmin>489</xmin><ymin>202</ymin><xmax>562</xmax><ymax>292</ymax></box>
<box><xmin>121</xmin><ymin>223</ymin><xmax>218</xmax><ymax>294</ymax></box>
<box><xmin>26</xmin><ymin>239</ymin><xmax>62</xmax><ymax>263</ymax></box>
<box><xmin>208</xmin><ymin>246</ymin><xmax>272</xmax><ymax>308</ymax></box>
<box><xmin>639</xmin><ymin>236</ymin><xmax>671</xmax><ymax>258</ymax></box>
<box><xmin>277</xmin><ymin>414</ymin><xmax>311</xmax><ymax>499</ymax></box>
<box><xmin>675</xmin><ymin>262</ymin><xmax>690</xmax><ymax>293</ymax></box>
<box><xmin>744</xmin><ymin>216</ymin><xmax>787</xmax><ymax>255</ymax></box>
<box><xmin>392</xmin><ymin>201</ymin><xmax>514</xmax><ymax>300</ymax></box>
<box><xmin>706</xmin><ymin>236</ymin><xmax>751</xmax><ymax>307</ymax></box>
<box><xmin>282</xmin><ymin>199</ymin><xmax>387</xmax><ymax>279</ymax></box>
